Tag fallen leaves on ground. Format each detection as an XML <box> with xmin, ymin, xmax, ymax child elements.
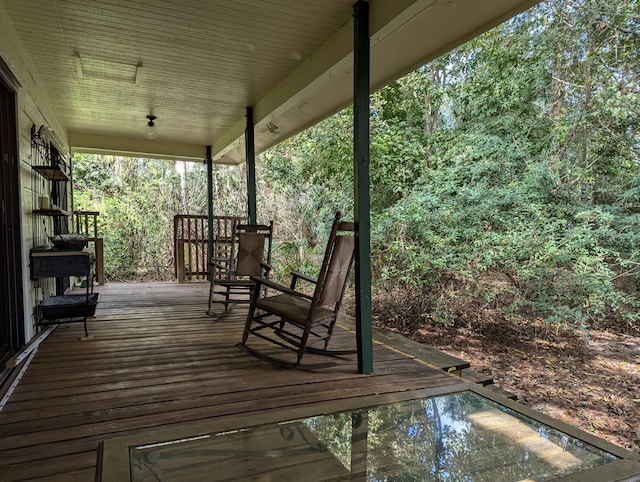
<box><xmin>346</xmin><ymin>294</ymin><xmax>640</xmax><ymax>453</ymax></box>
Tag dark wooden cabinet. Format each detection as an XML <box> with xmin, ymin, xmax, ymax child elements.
<box><xmin>30</xmin><ymin>249</ymin><xmax>92</xmax><ymax>278</ymax></box>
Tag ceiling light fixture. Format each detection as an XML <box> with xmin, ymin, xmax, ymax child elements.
<box><xmin>145</xmin><ymin>115</ymin><xmax>157</xmax><ymax>139</ymax></box>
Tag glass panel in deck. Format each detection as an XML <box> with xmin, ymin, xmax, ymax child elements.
<box><xmin>130</xmin><ymin>391</ymin><xmax>618</xmax><ymax>481</ymax></box>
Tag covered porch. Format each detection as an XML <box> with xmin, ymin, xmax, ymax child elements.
<box><xmin>1</xmin><ymin>282</ymin><xmax>638</xmax><ymax>480</ymax></box>
<box><xmin>0</xmin><ymin>0</ymin><xmax>546</xmax><ymax>374</ymax></box>
<box><xmin>2</xmin><ymin>1</ymin><xmax>639</xmax><ymax>479</ymax></box>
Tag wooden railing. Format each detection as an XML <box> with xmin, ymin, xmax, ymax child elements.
<box><xmin>173</xmin><ymin>214</ymin><xmax>247</xmax><ymax>282</ymax></box>
<box><xmin>73</xmin><ymin>210</ymin><xmax>105</xmax><ymax>285</ymax></box>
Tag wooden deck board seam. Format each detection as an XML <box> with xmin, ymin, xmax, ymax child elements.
<box><xmin>0</xmin><ymin>350</ymin><xmax>38</xmax><ymax>413</ymax></box>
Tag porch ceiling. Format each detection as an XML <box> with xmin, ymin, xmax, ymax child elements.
<box><xmin>1</xmin><ymin>0</ymin><xmax>539</xmax><ymax>163</ymax></box>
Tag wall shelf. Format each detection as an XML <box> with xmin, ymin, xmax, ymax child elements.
<box><xmin>32</xmin><ymin>208</ymin><xmax>71</xmax><ymax>217</ymax></box>
<box><xmin>30</xmin><ymin>123</ymin><xmax>72</xmax><ymax>286</ymax></box>
<box><xmin>32</xmin><ymin>165</ymin><xmax>69</xmax><ymax>181</ymax></box>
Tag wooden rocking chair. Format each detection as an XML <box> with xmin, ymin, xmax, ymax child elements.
<box><xmin>206</xmin><ymin>221</ymin><xmax>273</xmax><ymax>317</ymax></box>
<box><xmin>237</xmin><ymin>212</ymin><xmax>356</xmax><ymax>368</ymax></box>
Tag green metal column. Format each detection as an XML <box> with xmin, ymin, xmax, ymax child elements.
<box><xmin>353</xmin><ymin>0</ymin><xmax>373</xmax><ymax>374</ymax></box>
<box><xmin>206</xmin><ymin>145</ymin><xmax>214</xmax><ymax>263</ymax></box>
<box><xmin>245</xmin><ymin>107</ymin><xmax>257</xmax><ymax>224</ymax></box>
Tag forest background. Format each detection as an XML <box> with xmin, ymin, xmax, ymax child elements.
<box><xmin>73</xmin><ymin>0</ymin><xmax>639</xmax><ymax>450</ymax></box>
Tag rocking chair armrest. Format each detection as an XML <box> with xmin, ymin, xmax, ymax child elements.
<box><xmin>209</xmin><ymin>259</ymin><xmax>231</xmax><ymax>271</ymax></box>
<box><xmin>250</xmin><ymin>276</ymin><xmax>313</xmax><ymax>300</ymax></box>
<box><xmin>289</xmin><ymin>271</ymin><xmax>317</xmax><ymax>289</ymax></box>
<box><xmin>260</xmin><ymin>262</ymin><xmax>272</xmax><ymax>273</ymax></box>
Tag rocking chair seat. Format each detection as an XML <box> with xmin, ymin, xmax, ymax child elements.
<box><xmin>255</xmin><ymin>293</ymin><xmax>336</xmax><ymax>327</ymax></box>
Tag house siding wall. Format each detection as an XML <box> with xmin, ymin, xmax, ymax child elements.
<box><xmin>1</xmin><ymin>1</ymin><xmax>71</xmax><ymax>344</ymax></box>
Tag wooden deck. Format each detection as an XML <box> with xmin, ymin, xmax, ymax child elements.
<box><xmin>1</xmin><ymin>282</ymin><xmax>638</xmax><ymax>481</ymax></box>
<box><xmin>0</xmin><ymin>282</ymin><xmax>465</xmax><ymax>480</ymax></box>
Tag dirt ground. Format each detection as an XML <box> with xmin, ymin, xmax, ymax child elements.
<box><xmin>347</xmin><ymin>295</ymin><xmax>640</xmax><ymax>454</ymax></box>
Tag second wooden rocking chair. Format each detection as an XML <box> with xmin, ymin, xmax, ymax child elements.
<box><xmin>206</xmin><ymin>221</ymin><xmax>273</xmax><ymax>317</ymax></box>
<box><xmin>237</xmin><ymin>212</ymin><xmax>356</xmax><ymax>368</ymax></box>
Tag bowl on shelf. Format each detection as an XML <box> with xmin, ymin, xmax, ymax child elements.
<box><xmin>48</xmin><ymin>233</ymin><xmax>88</xmax><ymax>250</ymax></box>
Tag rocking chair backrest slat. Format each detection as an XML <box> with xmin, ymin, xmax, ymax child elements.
<box><xmin>232</xmin><ymin>222</ymin><xmax>273</xmax><ymax>279</ymax></box>
<box><xmin>235</xmin><ymin>233</ymin><xmax>266</xmax><ymax>276</ymax></box>
<box><xmin>317</xmin><ymin>235</ymin><xmax>354</xmax><ymax>309</ymax></box>
<box><xmin>311</xmin><ymin>214</ymin><xmax>355</xmax><ymax>312</ymax></box>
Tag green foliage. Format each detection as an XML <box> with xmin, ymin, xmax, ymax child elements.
<box><xmin>74</xmin><ymin>156</ymin><xmax>177</xmax><ymax>280</ymax></box>
<box><xmin>73</xmin><ymin>155</ymin><xmax>248</xmax><ymax>281</ymax></box>
<box><xmin>365</xmin><ymin>0</ymin><xmax>640</xmax><ymax>330</ymax></box>
<box><xmin>373</xmin><ymin>134</ymin><xmax>640</xmax><ymax>327</ymax></box>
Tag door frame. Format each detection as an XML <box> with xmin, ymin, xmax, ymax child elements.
<box><xmin>0</xmin><ymin>57</ymin><xmax>25</xmax><ymax>368</ymax></box>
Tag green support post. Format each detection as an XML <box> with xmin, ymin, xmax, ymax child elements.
<box><xmin>245</xmin><ymin>107</ymin><xmax>257</xmax><ymax>224</ymax></box>
<box><xmin>353</xmin><ymin>0</ymin><xmax>374</xmax><ymax>374</ymax></box>
<box><xmin>206</xmin><ymin>145</ymin><xmax>214</xmax><ymax>264</ymax></box>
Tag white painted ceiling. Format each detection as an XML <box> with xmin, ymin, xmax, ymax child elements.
<box><xmin>1</xmin><ymin>0</ymin><xmax>540</xmax><ymax>163</ymax></box>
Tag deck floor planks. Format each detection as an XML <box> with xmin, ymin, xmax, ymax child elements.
<box><xmin>1</xmin><ymin>374</ymin><xmax>460</xmax><ymax>447</ymax></box>
<box><xmin>0</xmin><ymin>281</ymin><xmax>464</xmax><ymax>480</ymax></box>
<box><xmin>0</xmin><ymin>367</ymin><xmax>454</xmax><ymax>429</ymax></box>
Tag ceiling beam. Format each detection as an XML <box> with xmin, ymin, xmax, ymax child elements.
<box><xmin>69</xmin><ymin>131</ymin><xmax>210</xmax><ymax>163</ymax></box>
